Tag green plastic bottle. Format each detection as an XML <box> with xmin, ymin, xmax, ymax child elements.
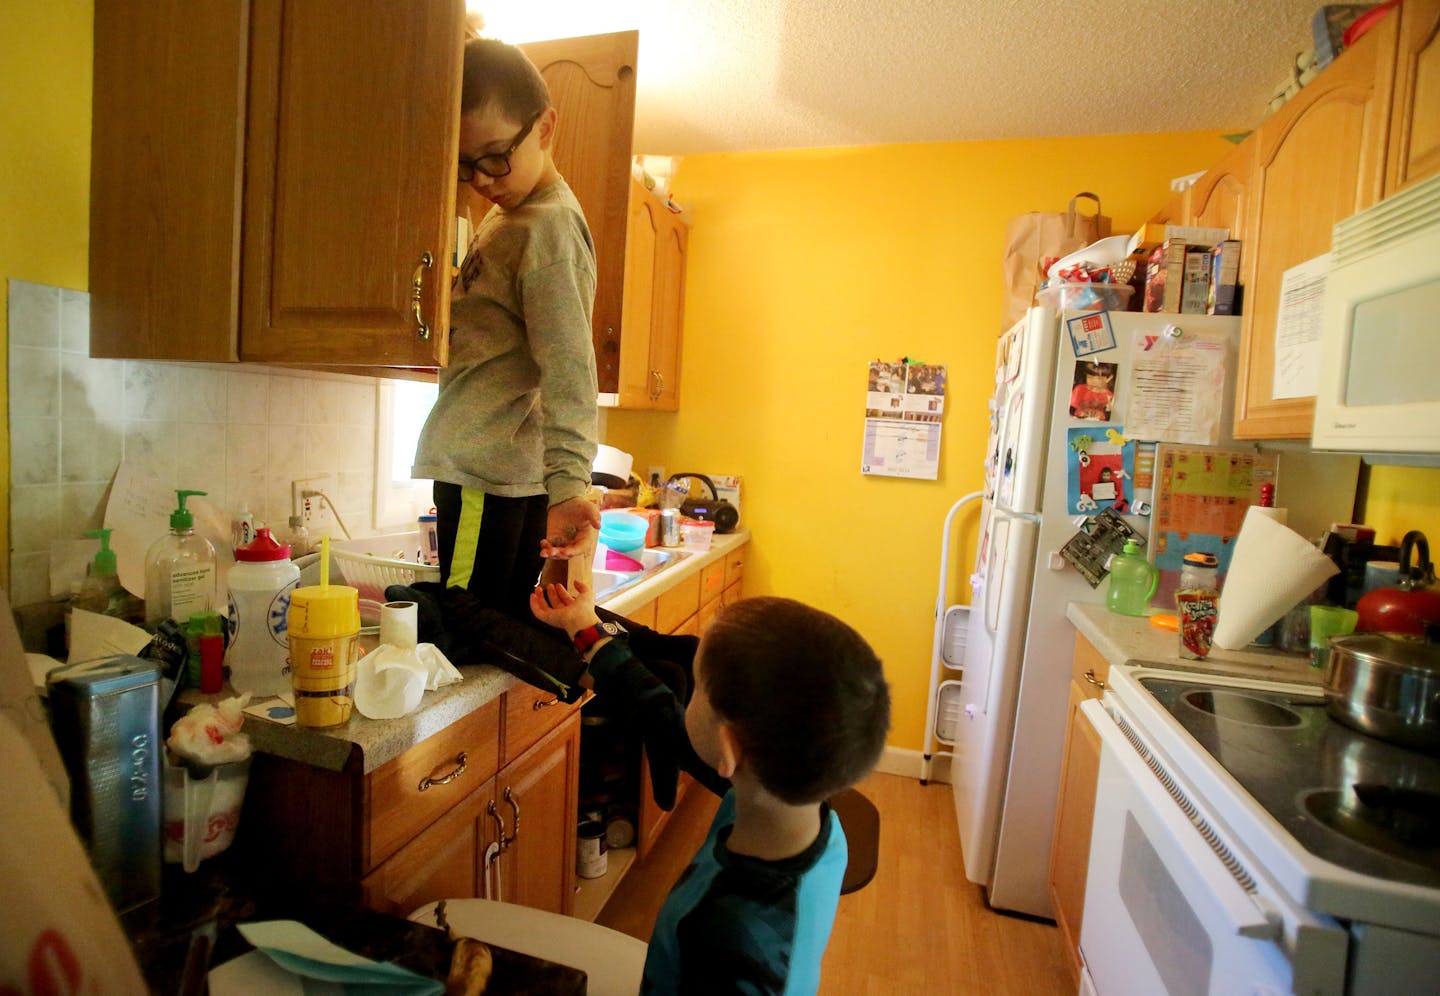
<box><xmin>144</xmin><ymin>490</ymin><xmax>217</xmax><ymax>630</ymax></box>
<box><xmin>1106</xmin><ymin>540</ymin><xmax>1159</xmax><ymax>617</ymax></box>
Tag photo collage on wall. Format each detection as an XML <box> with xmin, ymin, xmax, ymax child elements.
<box><xmin>861</xmin><ymin>361</ymin><xmax>947</xmax><ymax>480</ymax></box>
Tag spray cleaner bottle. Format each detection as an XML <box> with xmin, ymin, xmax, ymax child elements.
<box><xmin>144</xmin><ymin>489</ymin><xmax>218</xmax><ymax>631</ymax></box>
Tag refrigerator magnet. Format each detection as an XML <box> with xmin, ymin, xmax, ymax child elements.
<box><xmin>1067</xmin><ymin>427</ymin><xmax>1135</xmax><ymax>515</ymax></box>
<box><xmin>1066</xmin><ymin>311</ymin><xmax>1117</xmax><ymax>357</ymax></box>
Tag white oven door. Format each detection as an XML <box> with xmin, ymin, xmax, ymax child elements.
<box><xmin>1077</xmin><ymin>699</ymin><xmax>1313</xmax><ymax>996</ymax></box>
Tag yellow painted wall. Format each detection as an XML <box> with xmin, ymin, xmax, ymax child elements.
<box><xmin>1364</xmin><ymin>466</ymin><xmax>1440</xmax><ymax>547</ymax></box>
<box><xmin>605</xmin><ymin>133</ymin><xmax>1241</xmax><ymax>752</ymax></box>
<box><xmin>1</xmin><ymin>3</ymin><xmax>94</xmax><ymax>588</ymax></box>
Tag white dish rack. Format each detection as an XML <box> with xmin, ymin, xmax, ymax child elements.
<box><xmin>329</xmin><ymin>532</ymin><xmax>440</xmax><ymax>609</ymax></box>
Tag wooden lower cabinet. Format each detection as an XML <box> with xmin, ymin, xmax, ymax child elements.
<box><xmin>1047</xmin><ymin>633</ymin><xmax>1112</xmax><ymax>988</ymax></box>
<box><xmin>245</xmin><ymin>685</ymin><xmax>580</xmax><ymax>919</ymax></box>
<box><xmin>361</xmin><ymin>774</ymin><xmax>497</xmax><ymax>917</ymax></box>
<box><xmin>495</xmin><ymin>714</ymin><xmax>581</xmax><ymax>914</ymax></box>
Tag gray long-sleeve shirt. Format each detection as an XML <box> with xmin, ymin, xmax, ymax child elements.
<box><xmin>413</xmin><ymin>177</ymin><xmax>598</xmax><ymax>506</ymax></box>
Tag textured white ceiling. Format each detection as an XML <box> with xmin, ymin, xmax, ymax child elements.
<box><xmin>472</xmin><ymin>0</ymin><xmax>1322</xmax><ymax>155</ymax></box>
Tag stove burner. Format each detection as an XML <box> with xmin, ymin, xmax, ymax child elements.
<box><xmin>1302</xmin><ymin>788</ymin><xmax>1440</xmax><ymax>876</ymax></box>
<box><xmin>1180</xmin><ymin>689</ymin><xmax>1304</xmax><ymax>729</ymax></box>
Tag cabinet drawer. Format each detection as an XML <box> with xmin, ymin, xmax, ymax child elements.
<box><xmin>723</xmin><ymin>545</ymin><xmax>745</xmax><ymax>587</ymax></box>
<box><xmin>1071</xmin><ymin>634</ymin><xmax>1111</xmax><ymax>701</ymax></box>
<box><xmin>698</xmin><ymin>596</ymin><xmax>722</xmax><ymax>634</ymax></box>
<box><xmin>503</xmin><ymin>681</ymin><xmax>581</xmax><ymax>766</ymax></box>
<box><xmin>699</xmin><ymin>559</ymin><xmax>726</xmax><ymax>605</ymax></box>
<box><xmin>655</xmin><ymin>572</ymin><xmax>701</xmax><ymax>633</ymax></box>
<box><xmin>365</xmin><ymin>698</ymin><xmax>501</xmax><ymax>871</ymax></box>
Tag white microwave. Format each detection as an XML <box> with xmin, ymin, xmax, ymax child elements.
<box><xmin>1312</xmin><ymin>173</ymin><xmax>1440</xmax><ymax>464</ymax></box>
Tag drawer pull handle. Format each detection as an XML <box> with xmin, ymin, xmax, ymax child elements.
<box><xmin>1083</xmin><ymin>669</ymin><xmax>1107</xmax><ymax>690</ymax></box>
<box><xmin>651</xmin><ymin>370</ymin><xmax>663</xmax><ymax>400</ymax></box>
<box><xmin>532</xmin><ymin>696</ymin><xmax>559</xmax><ymax>710</ymax></box>
<box><xmin>503</xmin><ymin>786</ymin><xmax>520</xmax><ymax>848</ymax></box>
<box><xmin>411</xmin><ymin>251</ymin><xmax>434</xmax><ymax>340</ymax></box>
<box><xmin>418</xmin><ymin>750</ymin><xmax>468</xmax><ymax>791</ymax></box>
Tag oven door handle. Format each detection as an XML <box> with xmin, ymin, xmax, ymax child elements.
<box><xmin>1082</xmin><ymin>700</ymin><xmax>1285</xmax><ymax>942</ymax></box>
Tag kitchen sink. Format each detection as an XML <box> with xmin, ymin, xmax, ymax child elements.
<box><xmin>591</xmin><ymin>546</ymin><xmax>687</xmax><ymax>602</ymax></box>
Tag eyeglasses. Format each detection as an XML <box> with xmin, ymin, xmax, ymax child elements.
<box><xmin>457</xmin><ymin>111</ymin><xmax>541</xmax><ymax>182</ymax></box>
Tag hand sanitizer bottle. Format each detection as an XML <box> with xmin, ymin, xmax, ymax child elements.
<box><xmin>144</xmin><ymin>489</ymin><xmax>217</xmax><ymax>631</ymax></box>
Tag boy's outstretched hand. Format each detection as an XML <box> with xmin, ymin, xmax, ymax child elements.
<box><xmin>529</xmin><ymin>579</ymin><xmax>599</xmax><ymax>639</ymax></box>
<box><xmin>540</xmin><ymin>496</ymin><xmax>601</xmax><ymax>560</ymax></box>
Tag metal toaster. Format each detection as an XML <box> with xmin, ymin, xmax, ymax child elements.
<box><xmin>47</xmin><ymin>656</ymin><xmax>163</xmax><ymax>915</ymax></box>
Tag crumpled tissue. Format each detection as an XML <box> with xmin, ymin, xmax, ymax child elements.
<box><xmin>354</xmin><ymin>643</ymin><xmax>462</xmax><ymax>720</ymax></box>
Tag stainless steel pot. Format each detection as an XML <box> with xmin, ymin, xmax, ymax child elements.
<box><xmin>1324</xmin><ymin>633</ymin><xmax>1440</xmax><ymax>753</ymax></box>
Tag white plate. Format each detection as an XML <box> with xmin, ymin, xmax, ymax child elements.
<box><xmin>1046</xmin><ymin>235</ymin><xmax>1133</xmax><ymax>281</ymax></box>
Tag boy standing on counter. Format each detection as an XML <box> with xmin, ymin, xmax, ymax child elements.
<box><xmin>412</xmin><ymin>37</ymin><xmax>600</xmax><ymax>619</ymax></box>
<box><xmin>531</xmin><ymin>582</ymin><xmax>891</xmax><ymax>995</ymax></box>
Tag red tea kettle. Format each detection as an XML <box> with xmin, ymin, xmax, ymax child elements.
<box><xmin>1356</xmin><ymin>530</ymin><xmax>1440</xmax><ymax>637</ymax></box>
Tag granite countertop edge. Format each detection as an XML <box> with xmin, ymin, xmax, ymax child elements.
<box><xmin>1065</xmin><ymin>601</ymin><xmax>1324</xmax><ymax>688</ymax></box>
<box><xmin>240</xmin><ymin>530</ymin><xmax>750</xmax><ymax>774</ymax></box>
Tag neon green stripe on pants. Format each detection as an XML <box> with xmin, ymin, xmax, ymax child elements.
<box><xmin>449</xmin><ymin>488</ymin><xmax>485</xmax><ymax>589</ymax></box>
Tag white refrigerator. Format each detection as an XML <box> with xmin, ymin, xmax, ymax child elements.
<box><xmin>953</xmin><ymin>305</ymin><xmax>1247</xmax><ymax>918</ymax></box>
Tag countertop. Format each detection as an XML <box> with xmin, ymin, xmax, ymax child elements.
<box><xmin>1066</xmin><ymin>601</ymin><xmax>1324</xmax><ymax>687</ymax></box>
<box><xmin>221</xmin><ymin>530</ymin><xmax>750</xmax><ymax>774</ymax></box>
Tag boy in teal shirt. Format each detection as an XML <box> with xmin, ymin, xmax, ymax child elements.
<box><xmin>532</xmin><ymin>582</ymin><xmax>891</xmax><ymax>994</ymax></box>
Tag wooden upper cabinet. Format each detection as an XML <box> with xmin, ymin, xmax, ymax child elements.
<box><xmin>1233</xmin><ymin>14</ymin><xmax>1398</xmax><ymax>439</ymax></box>
<box><xmin>1386</xmin><ymin>0</ymin><xmax>1440</xmax><ymax>194</ymax></box>
<box><xmin>618</xmin><ymin>179</ymin><xmax>689</xmax><ymax>410</ymax></box>
<box><xmin>90</xmin><ymin>0</ymin><xmax>464</xmax><ymax>368</ymax></box>
<box><xmin>240</xmin><ymin>0</ymin><xmax>462</xmax><ymax>366</ymax></box>
<box><xmin>89</xmin><ymin>0</ymin><xmax>249</xmax><ymax>361</ymax></box>
<box><xmin>1187</xmin><ymin>138</ymin><xmax>1254</xmax><ymax>235</ymax></box>
<box><xmin>521</xmin><ymin>32</ymin><xmax>639</xmax><ymax>396</ymax></box>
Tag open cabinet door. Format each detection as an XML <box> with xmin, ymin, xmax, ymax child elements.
<box><xmin>520</xmin><ymin>31</ymin><xmax>638</xmax><ymax>395</ymax></box>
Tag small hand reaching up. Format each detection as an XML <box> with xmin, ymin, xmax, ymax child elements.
<box><xmin>529</xmin><ymin>579</ymin><xmax>599</xmax><ymax>640</ymax></box>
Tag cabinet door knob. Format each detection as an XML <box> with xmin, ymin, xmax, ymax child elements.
<box><xmin>417</xmin><ymin>750</ymin><xmax>467</xmax><ymax>791</ymax></box>
<box><xmin>1082</xmin><ymin>669</ymin><xmax>1107</xmax><ymax>690</ymax></box>
<box><xmin>411</xmin><ymin>251</ymin><xmax>434</xmax><ymax>340</ymax></box>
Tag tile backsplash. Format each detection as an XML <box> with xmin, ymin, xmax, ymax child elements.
<box><xmin>8</xmin><ymin>279</ymin><xmax>389</xmax><ymax>607</ymax></box>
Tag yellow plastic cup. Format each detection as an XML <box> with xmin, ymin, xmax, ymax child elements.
<box><xmin>287</xmin><ymin>582</ymin><xmax>361</xmax><ymax>728</ymax></box>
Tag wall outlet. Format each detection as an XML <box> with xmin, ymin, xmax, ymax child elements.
<box><xmin>647</xmin><ymin>465</ymin><xmax>666</xmax><ymax>486</ymax></box>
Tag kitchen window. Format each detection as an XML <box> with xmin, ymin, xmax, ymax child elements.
<box><xmin>375</xmin><ymin>379</ymin><xmax>438</xmax><ymax>531</ymax></box>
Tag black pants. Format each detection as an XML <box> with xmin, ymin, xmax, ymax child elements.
<box><xmin>432</xmin><ymin>482</ymin><xmax>548</xmax><ymax>619</ymax></box>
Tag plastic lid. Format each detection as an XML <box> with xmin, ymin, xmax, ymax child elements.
<box><xmin>289</xmin><ymin>583</ymin><xmax>360</xmax><ymax>638</ymax></box>
<box><xmin>84</xmin><ymin>527</ymin><xmax>117</xmax><ymax>577</ymax></box>
<box><xmin>236</xmin><ymin>526</ymin><xmax>292</xmax><ymax>562</ymax></box>
<box><xmin>170</xmin><ymin>489</ymin><xmax>206</xmax><ymax>529</ymax></box>
<box><xmin>1183</xmin><ymin>552</ymin><xmax>1219</xmax><ymax>567</ymax></box>
<box><xmin>1120</xmin><ymin>540</ymin><xmax>1139</xmax><ymax>555</ymax></box>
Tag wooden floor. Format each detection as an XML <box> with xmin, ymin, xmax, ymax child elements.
<box><xmin>596</xmin><ymin>771</ymin><xmax>1073</xmax><ymax>994</ymax></box>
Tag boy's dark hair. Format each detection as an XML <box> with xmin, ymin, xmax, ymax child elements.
<box><xmin>462</xmin><ymin>37</ymin><xmax>551</xmax><ymax>118</ymax></box>
<box><xmin>698</xmin><ymin>597</ymin><xmax>890</xmax><ymax>805</ymax></box>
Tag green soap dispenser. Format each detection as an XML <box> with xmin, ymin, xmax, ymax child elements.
<box><xmin>144</xmin><ymin>489</ymin><xmax>218</xmax><ymax>631</ymax></box>
<box><xmin>1106</xmin><ymin>540</ymin><xmax>1158</xmax><ymax>617</ymax></box>
<box><xmin>76</xmin><ymin>527</ymin><xmax>144</xmax><ymax>624</ymax></box>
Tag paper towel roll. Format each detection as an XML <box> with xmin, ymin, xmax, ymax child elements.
<box><xmin>1249</xmin><ymin>505</ymin><xmax>1289</xmax><ymax>527</ymax></box>
<box><xmin>380</xmin><ymin>601</ymin><xmax>418</xmax><ymax>650</ymax></box>
<box><xmin>1212</xmin><ymin>507</ymin><xmax>1339</xmax><ymax>650</ymax></box>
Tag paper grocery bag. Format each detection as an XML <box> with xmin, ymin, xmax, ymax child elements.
<box><xmin>1001</xmin><ymin>192</ymin><xmax>1111</xmax><ymax>329</ymax></box>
